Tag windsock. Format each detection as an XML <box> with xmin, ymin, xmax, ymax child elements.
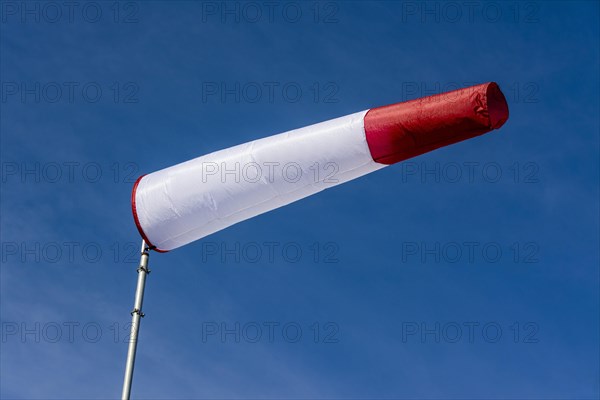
<box><xmin>132</xmin><ymin>82</ymin><xmax>509</xmax><ymax>252</ymax></box>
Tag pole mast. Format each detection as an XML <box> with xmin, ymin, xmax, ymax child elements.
<box><xmin>121</xmin><ymin>240</ymin><xmax>150</xmax><ymax>400</ymax></box>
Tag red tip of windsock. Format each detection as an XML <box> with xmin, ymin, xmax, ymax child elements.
<box><xmin>364</xmin><ymin>82</ymin><xmax>509</xmax><ymax>165</ymax></box>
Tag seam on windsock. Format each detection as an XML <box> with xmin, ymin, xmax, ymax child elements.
<box><xmin>154</xmin><ymin>110</ymin><xmax>375</xmax><ymax>249</ymax></box>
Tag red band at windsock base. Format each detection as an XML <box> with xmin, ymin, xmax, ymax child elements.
<box><xmin>131</xmin><ymin>175</ymin><xmax>168</xmax><ymax>253</ymax></box>
<box><xmin>364</xmin><ymin>82</ymin><xmax>509</xmax><ymax>165</ymax></box>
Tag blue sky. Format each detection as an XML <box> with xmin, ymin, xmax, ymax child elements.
<box><xmin>1</xmin><ymin>1</ymin><xmax>598</xmax><ymax>399</ymax></box>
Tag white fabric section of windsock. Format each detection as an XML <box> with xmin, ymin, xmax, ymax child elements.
<box><xmin>132</xmin><ymin>110</ymin><xmax>384</xmax><ymax>252</ymax></box>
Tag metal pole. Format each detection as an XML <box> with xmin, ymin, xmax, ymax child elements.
<box><xmin>121</xmin><ymin>240</ymin><xmax>150</xmax><ymax>400</ymax></box>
